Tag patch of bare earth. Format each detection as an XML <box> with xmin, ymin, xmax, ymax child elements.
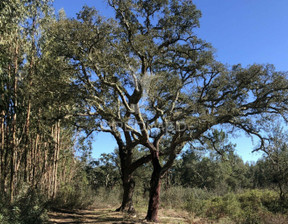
<box><xmin>47</xmin><ymin>207</ymin><xmax>209</xmax><ymax>224</ymax></box>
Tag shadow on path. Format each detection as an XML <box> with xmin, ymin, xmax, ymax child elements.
<box><xmin>47</xmin><ymin>208</ymin><xmax>146</xmax><ymax>224</ymax></box>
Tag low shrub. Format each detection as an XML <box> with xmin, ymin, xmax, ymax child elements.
<box><xmin>205</xmin><ymin>193</ymin><xmax>243</xmax><ymax>222</ymax></box>
<box><xmin>0</xmin><ymin>187</ymin><xmax>48</xmax><ymax>224</ymax></box>
<box><xmin>199</xmin><ymin>189</ymin><xmax>283</xmax><ymax>223</ymax></box>
<box><xmin>51</xmin><ymin>183</ymin><xmax>95</xmax><ymax>209</ymax></box>
<box><xmin>161</xmin><ymin>186</ymin><xmax>211</xmax><ymax>216</ymax></box>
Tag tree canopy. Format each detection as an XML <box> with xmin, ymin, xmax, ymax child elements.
<box><xmin>47</xmin><ymin>0</ymin><xmax>288</xmax><ymax>221</ymax></box>
<box><xmin>1</xmin><ymin>0</ymin><xmax>288</xmax><ymax>222</ymax></box>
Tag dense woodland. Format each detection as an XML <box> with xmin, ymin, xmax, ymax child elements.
<box><xmin>1</xmin><ymin>0</ymin><xmax>288</xmax><ymax>223</ymax></box>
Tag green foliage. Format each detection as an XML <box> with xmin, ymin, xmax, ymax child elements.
<box><xmin>52</xmin><ymin>183</ymin><xmax>95</xmax><ymax>210</ymax></box>
<box><xmin>160</xmin><ymin>186</ymin><xmax>211</xmax><ymax>216</ymax></box>
<box><xmin>0</xmin><ymin>187</ymin><xmax>48</xmax><ymax>224</ymax></box>
<box><xmin>86</xmin><ymin>153</ymin><xmax>121</xmax><ymax>190</ymax></box>
<box><xmin>158</xmin><ymin>187</ymin><xmax>285</xmax><ymax>223</ymax></box>
<box><xmin>201</xmin><ymin>189</ymin><xmax>281</xmax><ymax>223</ymax></box>
<box><xmin>176</xmin><ymin>145</ymin><xmax>251</xmax><ymax>193</ymax></box>
<box><xmin>47</xmin><ymin>0</ymin><xmax>288</xmax><ymax>221</ymax></box>
<box><xmin>206</xmin><ymin>193</ymin><xmax>242</xmax><ymax>221</ymax></box>
<box><xmin>1</xmin><ymin>0</ymin><xmax>288</xmax><ymax>222</ymax></box>
<box><xmin>158</xmin><ymin>187</ymin><xmax>211</xmax><ymax>217</ymax></box>
<box><xmin>50</xmin><ymin>162</ymin><xmax>96</xmax><ymax>210</ymax></box>
<box><xmin>248</xmin><ymin>124</ymin><xmax>288</xmax><ymax>209</ymax></box>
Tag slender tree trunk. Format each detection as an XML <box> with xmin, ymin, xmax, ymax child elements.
<box><xmin>3</xmin><ymin>124</ymin><xmax>10</xmax><ymax>197</ymax></box>
<box><xmin>42</xmin><ymin>142</ymin><xmax>49</xmax><ymax>193</ymax></box>
<box><xmin>52</xmin><ymin>121</ymin><xmax>60</xmax><ymax>199</ymax></box>
<box><xmin>32</xmin><ymin>134</ymin><xmax>39</xmax><ymax>187</ymax></box>
<box><xmin>10</xmin><ymin>43</ymin><xmax>19</xmax><ymax>202</ymax></box>
<box><xmin>23</xmin><ymin>100</ymin><xmax>31</xmax><ymax>182</ymax></box>
<box><xmin>49</xmin><ymin>126</ymin><xmax>54</xmax><ymax>198</ymax></box>
<box><xmin>0</xmin><ymin>109</ymin><xmax>5</xmax><ymax>196</ymax></box>
<box><xmin>146</xmin><ymin>152</ymin><xmax>162</xmax><ymax>222</ymax></box>
<box><xmin>0</xmin><ymin>109</ymin><xmax>4</xmax><ymax>162</ymax></box>
<box><xmin>24</xmin><ymin>16</ymin><xmax>35</xmax><ymax>183</ymax></box>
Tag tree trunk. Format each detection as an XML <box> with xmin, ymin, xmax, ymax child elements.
<box><xmin>116</xmin><ymin>172</ymin><xmax>135</xmax><ymax>213</ymax></box>
<box><xmin>0</xmin><ymin>109</ymin><xmax>5</xmax><ymax>197</ymax></box>
<box><xmin>24</xmin><ymin>16</ymin><xmax>35</xmax><ymax>183</ymax></box>
<box><xmin>23</xmin><ymin>100</ymin><xmax>31</xmax><ymax>183</ymax></box>
<box><xmin>146</xmin><ymin>152</ymin><xmax>162</xmax><ymax>222</ymax></box>
<box><xmin>32</xmin><ymin>134</ymin><xmax>39</xmax><ymax>187</ymax></box>
<box><xmin>2</xmin><ymin>124</ymin><xmax>10</xmax><ymax>198</ymax></box>
<box><xmin>52</xmin><ymin>121</ymin><xmax>60</xmax><ymax>199</ymax></box>
<box><xmin>10</xmin><ymin>43</ymin><xmax>19</xmax><ymax>202</ymax></box>
<box><xmin>116</xmin><ymin>146</ymin><xmax>136</xmax><ymax>213</ymax></box>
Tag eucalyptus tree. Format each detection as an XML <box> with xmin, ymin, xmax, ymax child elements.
<box><xmin>0</xmin><ymin>0</ymin><xmax>54</xmax><ymax>201</ymax></box>
<box><xmin>0</xmin><ymin>0</ymin><xmax>80</xmax><ymax>203</ymax></box>
<box><xmin>0</xmin><ymin>0</ymin><xmax>28</xmax><ymax>200</ymax></box>
<box><xmin>49</xmin><ymin>0</ymin><xmax>288</xmax><ymax>221</ymax></box>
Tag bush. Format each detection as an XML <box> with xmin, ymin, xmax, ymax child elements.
<box><xmin>201</xmin><ymin>189</ymin><xmax>283</xmax><ymax>224</ymax></box>
<box><xmin>51</xmin><ymin>182</ymin><xmax>95</xmax><ymax>209</ymax></box>
<box><xmin>159</xmin><ymin>187</ymin><xmax>287</xmax><ymax>223</ymax></box>
<box><xmin>205</xmin><ymin>193</ymin><xmax>243</xmax><ymax>222</ymax></box>
<box><xmin>161</xmin><ymin>186</ymin><xmax>188</xmax><ymax>208</ymax></box>
<box><xmin>161</xmin><ymin>186</ymin><xmax>211</xmax><ymax>216</ymax></box>
<box><xmin>0</xmin><ymin>187</ymin><xmax>48</xmax><ymax>224</ymax></box>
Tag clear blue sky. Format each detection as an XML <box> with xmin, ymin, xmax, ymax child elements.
<box><xmin>53</xmin><ymin>0</ymin><xmax>288</xmax><ymax>162</ymax></box>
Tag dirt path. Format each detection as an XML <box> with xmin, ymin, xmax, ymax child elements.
<box><xmin>47</xmin><ymin>207</ymin><xmax>198</xmax><ymax>224</ymax></box>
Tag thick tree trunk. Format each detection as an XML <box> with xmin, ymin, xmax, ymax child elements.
<box><xmin>116</xmin><ymin>146</ymin><xmax>136</xmax><ymax>213</ymax></box>
<box><xmin>116</xmin><ymin>173</ymin><xmax>135</xmax><ymax>213</ymax></box>
<box><xmin>146</xmin><ymin>152</ymin><xmax>162</xmax><ymax>222</ymax></box>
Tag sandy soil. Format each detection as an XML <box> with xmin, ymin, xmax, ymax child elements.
<box><xmin>47</xmin><ymin>207</ymin><xmax>204</xmax><ymax>224</ymax></box>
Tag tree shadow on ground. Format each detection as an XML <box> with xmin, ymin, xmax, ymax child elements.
<box><xmin>47</xmin><ymin>208</ymin><xmax>146</xmax><ymax>224</ymax></box>
<box><xmin>47</xmin><ymin>207</ymin><xmax>194</xmax><ymax>223</ymax></box>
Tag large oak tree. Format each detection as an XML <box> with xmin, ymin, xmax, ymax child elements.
<box><xmin>49</xmin><ymin>0</ymin><xmax>288</xmax><ymax>221</ymax></box>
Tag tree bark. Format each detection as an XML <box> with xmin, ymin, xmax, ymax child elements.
<box><xmin>24</xmin><ymin>15</ymin><xmax>35</xmax><ymax>183</ymax></box>
<box><xmin>116</xmin><ymin>146</ymin><xmax>136</xmax><ymax>213</ymax></box>
<box><xmin>116</xmin><ymin>172</ymin><xmax>136</xmax><ymax>213</ymax></box>
<box><xmin>145</xmin><ymin>152</ymin><xmax>162</xmax><ymax>222</ymax></box>
<box><xmin>0</xmin><ymin>109</ymin><xmax>5</xmax><ymax>196</ymax></box>
<box><xmin>52</xmin><ymin>121</ymin><xmax>60</xmax><ymax>199</ymax></box>
<box><xmin>23</xmin><ymin>99</ymin><xmax>31</xmax><ymax>183</ymax></box>
<box><xmin>0</xmin><ymin>109</ymin><xmax>4</xmax><ymax>169</ymax></box>
<box><xmin>10</xmin><ymin>43</ymin><xmax>19</xmax><ymax>202</ymax></box>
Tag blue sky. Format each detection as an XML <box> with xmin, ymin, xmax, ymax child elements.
<box><xmin>53</xmin><ymin>0</ymin><xmax>288</xmax><ymax>162</ymax></box>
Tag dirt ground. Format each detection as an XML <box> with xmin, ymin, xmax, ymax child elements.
<box><xmin>47</xmin><ymin>207</ymin><xmax>206</xmax><ymax>224</ymax></box>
